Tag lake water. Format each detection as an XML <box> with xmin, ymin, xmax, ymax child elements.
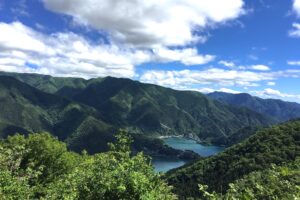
<box><xmin>152</xmin><ymin>137</ymin><xmax>224</xmax><ymax>172</ymax></box>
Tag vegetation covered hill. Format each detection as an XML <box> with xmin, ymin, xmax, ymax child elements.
<box><xmin>207</xmin><ymin>91</ymin><xmax>300</xmax><ymax>122</ymax></box>
<box><xmin>1</xmin><ymin>129</ymin><xmax>299</xmax><ymax>200</ymax></box>
<box><xmin>0</xmin><ymin>75</ymin><xmax>197</xmax><ymax>159</ymax></box>
<box><xmin>0</xmin><ymin>130</ymin><xmax>176</xmax><ymax>199</ymax></box>
<box><xmin>0</xmin><ymin>72</ymin><xmax>274</xmax><ymax>146</ymax></box>
<box><xmin>166</xmin><ymin>120</ymin><xmax>300</xmax><ymax>199</ymax></box>
<box><xmin>199</xmin><ymin>158</ymin><xmax>300</xmax><ymax>199</ymax></box>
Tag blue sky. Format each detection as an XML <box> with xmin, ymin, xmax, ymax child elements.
<box><xmin>1</xmin><ymin>0</ymin><xmax>300</xmax><ymax>102</ymax></box>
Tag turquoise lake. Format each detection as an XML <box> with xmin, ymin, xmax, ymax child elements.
<box><xmin>152</xmin><ymin>137</ymin><xmax>224</xmax><ymax>172</ymax></box>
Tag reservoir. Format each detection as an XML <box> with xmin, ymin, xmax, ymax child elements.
<box><xmin>152</xmin><ymin>137</ymin><xmax>224</xmax><ymax>172</ymax></box>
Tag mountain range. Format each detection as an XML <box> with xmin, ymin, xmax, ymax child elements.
<box><xmin>0</xmin><ymin>72</ymin><xmax>275</xmax><ymax>148</ymax></box>
<box><xmin>207</xmin><ymin>92</ymin><xmax>300</xmax><ymax>122</ymax></box>
<box><xmin>0</xmin><ymin>71</ymin><xmax>299</xmax><ymax>199</ymax></box>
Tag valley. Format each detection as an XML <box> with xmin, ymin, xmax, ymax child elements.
<box><xmin>0</xmin><ymin>72</ymin><xmax>299</xmax><ymax>199</ymax></box>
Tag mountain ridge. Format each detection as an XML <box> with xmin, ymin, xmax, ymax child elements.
<box><xmin>0</xmin><ymin>72</ymin><xmax>275</xmax><ymax>147</ymax></box>
<box><xmin>207</xmin><ymin>91</ymin><xmax>300</xmax><ymax>122</ymax></box>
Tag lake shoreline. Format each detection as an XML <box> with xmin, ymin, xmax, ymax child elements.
<box><xmin>152</xmin><ymin>137</ymin><xmax>225</xmax><ymax>172</ymax></box>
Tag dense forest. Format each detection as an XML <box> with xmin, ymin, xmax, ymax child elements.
<box><xmin>166</xmin><ymin>120</ymin><xmax>300</xmax><ymax>199</ymax></box>
<box><xmin>0</xmin><ymin>130</ymin><xmax>176</xmax><ymax>199</ymax></box>
<box><xmin>0</xmin><ymin>72</ymin><xmax>274</xmax><ymax>147</ymax></box>
<box><xmin>0</xmin><ymin>73</ymin><xmax>299</xmax><ymax>199</ymax></box>
<box><xmin>1</xmin><ymin>120</ymin><xmax>299</xmax><ymax>199</ymax></box>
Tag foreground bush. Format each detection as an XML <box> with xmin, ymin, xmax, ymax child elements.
<box><xmin>0</xmin><ymin>130</ymin><xmax>176</xmax><ymax>200</ymax></box>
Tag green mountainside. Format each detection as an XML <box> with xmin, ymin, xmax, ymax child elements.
<box><xmin>0</xmin><ymin>75</ymin><xmax>198</xmax><ymax>159</ymax></box>
<box><xmin>1</xmin><ymin>128</ymin><xmax>299</xmax><ymax>199</ymax></box>
<box><xmin>166</xmin><ymin>119</ymin><xmax>300</xmax><ymax>199</ymax></box>
<box><xmin>0</xmin><ymin>72</ymin><xmax>274</xmax><ymax>146</ymax></box>
<box><xmin>207</xmin><ymin>92</ymin><xmax>300</xmax><ymax>122</ymax></box>
<box><xmin>0</xmin><ymin>76</ymin><xmax>115</xmax><ymax>152</ymax></box>
<box><xmin>0</xmin><ymin>72</ymin><xmax>299</xmax><ymax>199</ymax></box>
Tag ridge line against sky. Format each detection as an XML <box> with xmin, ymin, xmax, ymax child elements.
<box><xmin>0</xmin><ymin>0</ymin><xmax>300</xmax><ymax>102</ymax></box>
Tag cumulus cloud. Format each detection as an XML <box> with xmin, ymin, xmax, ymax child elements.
<box><xmin>251</xmin><ymin>88</ymin><xmax>300</xmax><ymax>102</ymax></box>
<box><xmin>1</xmin><ymin>1</ymin><xmax>247</xmax><ymax>78</ymax></box>
<box><xmin>217</xmin><ymin>88</ymin><xmax>241</xmax><ymax>94</ymax></box>
<box><xmin>249</xmin><ymin>64</ymin><xmax>270</xmax><ymax>71</ymax></box>
<box><xmin>218</xmin><ymin>60</ymin><xmax>235</xmax><ymax>68</ymax></box>
<box><xmin>0</xmin><ymin>21</ymin><xmax>215</xmax><ymax>78</ymax></box>
<box><xmin>43</xmin><ymin>0</ymin><xmax>245</xmax><ymax>48</ymax></box>
<box><xmin>194</xmin><ymin>87</ymin><xmax>241</xmax><ymax>94</ymax></box>
<box><xmin>218</xmin><ymin>60</ymin><xmax>271</xmax><ymax>71</ymax></box>
<box><xmin>0</xmin><ymin>21</ymin><xmax>151</xmax><ymax>78</ymax></box>
<box><xmin>196</xmin><ymin>88</ymin><xmax>215</xmax><ymax>93</ymax></box>
<box><xmin>139</xmin><ymin>68</ymin><xmax>300</xmax><ymax>89</ymax></box>
<box><xmin>152</xmin><ymin>48</ymin><xmax>215</xmax><ymax>65</ymax></box>
<box><xmin>267</xmin><ymin>81</ymin><xmax>276</xmax><ymax>86</ymax></box>
<box><xmin>289</xmin><ymin>23</ymin><xmax>300</xmax><ymax>37</ymax></box>
<box><xmin>293</xmin><ymin>0</ymin><xmax>300</xmax><ymax>16</ymax></box>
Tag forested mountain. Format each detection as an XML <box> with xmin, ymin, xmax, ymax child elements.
<box><xmin>166</xmin><ymin>119</ymin><xmax>300</xmax><ymax>199</ymax></box>
<box><xmin>0</xmin><ymin>72</ymin><xmax>274</xmax><ymax>146</ymax></box>
<box><xmin>1</xmin><ymin>126</ymin><xmax>299</xmax><ymax>199</ymax></box>
<box><xmin>0</xmin><ymin>75</ymin><xmax>200</xmax><ymax>159</ymax></box>
<box><xmin>0</xmin><ymin>72</ymin><xmax>299</xmax><ymax>199</ymax></box>
<box><xmin>0</xmin><ymin>76</ymin><xmax>115</xmax><ymax>151</ymax></box>
<box><xmin>207</xmin><ymin>92</ymin><xmax>300</xmax><ymax>122</ymax></box>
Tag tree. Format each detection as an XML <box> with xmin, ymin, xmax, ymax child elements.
<box><xmin>46</xmin><ymin>129</ymin><xmax>177</xmax><ymax>200</ymax></box>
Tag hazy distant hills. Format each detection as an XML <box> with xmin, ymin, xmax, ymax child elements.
<box><xmin>207</xmin><ymin>92</ymin><xmax>300</xmax><ymax>122</ymax></box>
<box><xmin>0</xmin><ymin>72</ymin><xmax>274</xmax><ymax>147</ymax></box>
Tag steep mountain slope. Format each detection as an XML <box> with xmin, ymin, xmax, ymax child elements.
<box><xmin>166</xmin><ymin>119</ymin><xmax>300</xmax><ymax>198</ymax></box>
<box><xmin>0</xmin><ymin>71</ymin><xmax>90</xmax><ymax>94</ymax></box>
<box><xmin>0</xmin><ymin>76</ymin><xmax>199</xmax><ymax>158</ymax></box>
<box><xmin>70</xmin><ymin>77</ymin><xmax>274</xmax><ymax>145</ymax></box>
<box><xmin>0</xmin><ymin>72</ymin><xmax>274</xmax><ymax>145</ymax></box>
<box><xmin>207</xmin><ymin>92</ymin><xmax>300</xmax><ymax>122</ymax></box>
<box><xmin>0</xmin><ymin>76</ymin><xmax>113</xmax><ymax>151</ymax></box>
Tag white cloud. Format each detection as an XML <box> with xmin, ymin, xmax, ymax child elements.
<box><xmin>0</xmin><ymin>21</ymin><xmax>152</xmax><ymax>78</ymax></box>
<box><xmin>218</xmin><ymin>88</ymin><xmax>241</xmax><ymax>94</ymax></box>
<box><xmin>289</xmin><ymin>23</ymin><xmax>300</xmax><ymax>37</ymax></box>
<box><xmin>153</xmin><ymin>48</ymin><xmax>215</xmax><ymax>65</ymax></box>
<box><xmin>287</xmin><ymin>60</ymin><xmax>300</xmax><ymax>65</ymax></box>
<box><xmin>218</xmin><ymin>60</ymin><xmax>235</xmax><ymax>68</ymax></box>
<box><xmin>194</xmin><ymin>87</ymin><xmax>241</xmax><ymax>94</ymax></box>
<box><xmin>43</xmin><ymin>0</ymin><xmax>245</xmax><ymax>48</ymax></box>
<box><xmin>196</xmin><ymin>88</ymin><xmax>215</xmax><ymax>93</ymax></box>
<box><xmin>140</xmin><ymin>69</ymin><xmax>271</xmax><ymax>89</ymax></box>
<box><xmin>0</xmin><ymin>22</ymin><xmax>48</xmax><ymax>53</ymax></box>
<box><xmin>293</xmin><ymin>0</ymin><xmax>300</xmax><ymax>16</ymax></box>
<box><xmin>0</xmin><ymin>21</ymin><xmax>218</xmax><ymax>79</ymax></box>
<box><xmin>251</xmin><ymin>88</ymin><xmax>300</xmax><ymax>102</ymax></box>
<box><xmin>0</xmin><ymin>21</ymin><xmax>217</xmax><ymax>78</ymax></box>
<box><xmin>249</xmin><ymin>64</ymin><xmax>270</xmax><ymax>71</ymax></box>
<box><xmin>139</xmin><ymin>68</ymin><xmax>300</xmax><ymax>90</ymax></box>
<box><xmin>267</xmin><ymin>81</ymin><xmax>276</xmax><ymax>86</ymax></box>
<box><xmin>218</xmin><ymin>60</ymin><xmax>271</xmax><ymax>71</ymax></box>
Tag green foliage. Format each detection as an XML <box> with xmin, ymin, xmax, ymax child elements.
<box><xmin>0</xmin><ymin>72</ymin><xmax>273</xmax><ymax>148</ymax></box>
<box><xmin>198</xmin><ymin>158</ymin><xmax>300</xmax><ymax>200</ymax></box>
<box><xmin>167</xmin><ymin>120</ymin><xmax>300</xmax><ymax>198</ymax></box>
<box><xmin>0</xmin><ymin>133</ymin><xmax>81</xmax><ymax>198</ymax></box>
<box><xmin>0</xmin><ymin>130</ymin><xmax>177</xmax><ymax>199</ymax></box>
